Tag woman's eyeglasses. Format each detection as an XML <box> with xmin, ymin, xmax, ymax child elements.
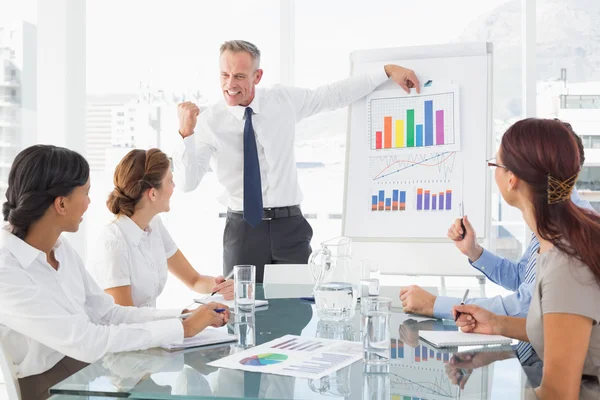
<box><xmin>487</xmin><ymin>158</ymin><xmax>508</xmax><ymax>170</ymax></box>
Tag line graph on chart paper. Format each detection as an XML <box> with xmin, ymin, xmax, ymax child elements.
<box><xmin>390</xmin><ymin>370</ymin><xmax>456</xmax><ymax>400</ymax></box>
<box><xmin>371</xmin><ymin>152</ymin><xmax>458</xmax><ymax>182</ymax></box>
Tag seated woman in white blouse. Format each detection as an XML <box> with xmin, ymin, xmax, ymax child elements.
<box><xmin>0</xmin><ymin>145</ymin><xmax>229</xmax><ymax>400</ymax></box>
<box><xmin>89</xmin><ymin>148</ymin><xmax>233</xmax><ymax>308</ymax></box>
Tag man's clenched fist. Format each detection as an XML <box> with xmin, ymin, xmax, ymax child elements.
<box><xmin>177</xmin><ymin>102</ymin><xmax>200</xmax><ymax>138</ymax></box>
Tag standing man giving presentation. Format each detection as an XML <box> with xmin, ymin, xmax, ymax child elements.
<box><xmin>174</xmin><ymin>40</ymin><xmax>420</xmax><ymax>283</ymax></box>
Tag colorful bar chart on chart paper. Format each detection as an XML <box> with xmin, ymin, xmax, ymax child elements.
<box><xmin>416</xmin><ymin>188</ymin><xmax>453</xmax><ymax>211</ymax></box>
<box><xmin>371</xmin><ymin>189</ymin><xmax>406</xmax><ymax>211</ymax></box>
<box><xmin>405</xmin><ymin>342</ymin><xmax>448</xmax><ymax>365</ymax></box>
<box><xmin>368</xmin><ymin>88</ymin><xmax>459</xmax><ymax>151</ymax></box>
<box><xmin>390</xmin><ymin>339</ymin><xmax>405</xmax><ymax>359</ymax></box>
<box><xmin>384</xmin><ymin>116</ymin><xmax>393</xmax><ymax>148</ymax></box>
<box><xmin>271</xmin><ymin>337</ymin><xmax>326</xmax><ymax>352</ymax></box>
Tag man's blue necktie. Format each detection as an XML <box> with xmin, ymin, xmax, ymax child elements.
<box><xmin>243</xmin><ymin>107</ymin><xmax>263</xmax><ymax>228</ymax></box>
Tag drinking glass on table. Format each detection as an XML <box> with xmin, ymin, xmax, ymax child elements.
<box><xmin>234</xmin><ymin>265</ymin><xmax>255</xmax><ymax>313</ymax></box>
<box><xmin>234</xmin><ymin>312</ymin><xmax>255</xmax><ymax>349</ymax></box>
<box><xmin>361</xmin><ymin>297</ymin><xmax>392</xmax><ymax>364</ymax></box>
<box><xmin>363</xmin><ymin>364</ymin><xmax>391</xmax><ymax>400</ymax></box>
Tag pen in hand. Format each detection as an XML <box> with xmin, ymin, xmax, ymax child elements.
<box><xmin>180</xmin><ymin>308</ymin><xmax>228</xmax><ymax>319</ymax></box>
<box><xmin>454</xmin><ymin>289</ymin><xmax>470</xmax><ymax>322</ymax></box>
<box><xmin>460</xmin><ymin>202</ymin><xmax>467</xmax><ymax>240</ymax></box>
<box><xmin>210</xmin><ymin>270</ymin><xmax>235</xmax><ymax>296</ymax></box>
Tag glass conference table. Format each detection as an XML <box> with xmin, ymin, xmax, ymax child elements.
<box><xmin>49</xmin><ymin>284</ymin><xmax>536</xmax><ymax>399</ymax></box>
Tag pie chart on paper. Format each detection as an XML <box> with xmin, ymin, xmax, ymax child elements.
<box><xmin>239</xmin><ymin>353</ymin><xmax>288</xmax><ymax>366</ymax></box>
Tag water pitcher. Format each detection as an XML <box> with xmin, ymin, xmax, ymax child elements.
<box><xmin>309</xmin><ymin>236</ymin><xmax>358</xmax><ymax>321</ymax></box>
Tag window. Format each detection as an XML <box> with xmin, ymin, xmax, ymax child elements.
<box><xmin>580</xmin><ymin>135</ymin><xmax>600</xmax><ymax>149</ymax></box>
<box><xmin>536</xmin><ymin>2</ymin><xmax>600</xmax><ymax>221</ymax></box>
<box><xmin>561</xmin><ymin>95</ymin><xmax>600</xmax><ymax>109</ymax></box>
<box><xmin>0</xmin><ymin>12</ymin><xmax>36</xmax><ymax>196</ymax></box>
<box><xmin>85</xmin><ymin>0</ymin><xmax>281</xmax><ymax>289</ymax></box>
<box><xmin>581</xmin><ymin>135</ymin><xmax>591</xmax><ymax>148</ymax></box>
<box><xmin>577</xmin><ymin>166</ymin><xmax>600</xmax><ymax>191</ymax></box>
<box><xmin>35</xmin><ymin>0</ymin><xmax>563</xmax><ymax>311</ymax></box>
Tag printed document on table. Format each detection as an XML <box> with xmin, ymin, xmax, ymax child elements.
<box><xmin>208</xmin><ymin>334</ymin><xmax>362</xmax><ymax>379</ymax></box>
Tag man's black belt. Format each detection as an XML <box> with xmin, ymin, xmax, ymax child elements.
<box><xmin>228</xmin><ymin>206</ymin><xmax>303</xmax><ymax>220</ymax></box>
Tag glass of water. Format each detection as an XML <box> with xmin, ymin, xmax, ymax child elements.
<box><xmin>234</xmin><ymin>312</ymin><xmax>255</xmax><ymax>349</ymax></box>
<box><xmin>361</xmin><ymin>297</ymin><xmax>391</xmax><ymax>364</ymax></box>
<box><xmin>234</xmin><ymin>265</ymin><xmax>255</xmax><ymax>313</ymax></box>
<box><xmin>363</xmin><ymin>364</ymin><xmax>390</xmax><ymax>400</ymax></box>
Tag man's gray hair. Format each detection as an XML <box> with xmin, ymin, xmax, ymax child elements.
<box><xmin>220</xmin><ymin>40</ymin><xmax>261</xmax><ymax>70</ymax></box>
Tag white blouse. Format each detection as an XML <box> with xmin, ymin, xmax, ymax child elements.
<box><xmin>88</xmin><ymin>215</ymin><xmax>178</xmax><ymax>307</ymax></box>
<box><xmin>0</xmin><ymin>229</ymin><xmax>183</xmax><ymax>378</ymax></box>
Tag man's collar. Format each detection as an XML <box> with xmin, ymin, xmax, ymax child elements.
<box><xmin>225</xmin><ymin>91</ymin><xmax>261</xmax><ymax>121</ymax></box>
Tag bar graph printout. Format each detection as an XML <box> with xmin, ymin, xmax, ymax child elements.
<box><xmin>368</xmin><ymin>86</ymin><xmax>460</xmax><ymax>152</ymax></box>
<box><xmin>208</xmin><ymin>335</ymin><xmax>362</xmax><ymax>380</ymax></box>
<box><xmin>361</xmin><ymin>85</ymin><xmax>463</xmax><ymax>238</ymax></box>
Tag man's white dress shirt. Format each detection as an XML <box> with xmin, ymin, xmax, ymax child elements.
<box><xmin>173</xmin><ymin>69</ymin><xmax>389</xmax><ymax>210</ymax></box>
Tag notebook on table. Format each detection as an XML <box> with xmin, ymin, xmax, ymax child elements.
<box><xmin>419</xmin><ymin>330</ymin><xmax>513</xmax><ymax>348</ymax></box>
<box><xmin>194</xmin><ymin>294</ymin><xmax>269</xmax><ymax>309</ymax></box>
<box><xmin>161</xmin><ymin>328</ymin><xmax>237</xmax><ymax>351</ymax></box>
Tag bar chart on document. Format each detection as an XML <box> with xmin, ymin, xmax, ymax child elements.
<box><xmin>366</xmin><ymin>85</ymin><xmax>463</xmax><ymax>238</ymax></box>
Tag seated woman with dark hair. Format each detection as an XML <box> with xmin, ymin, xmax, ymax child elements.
<box><xmin>0</xmin><ymin>145</ymin><xmax>229</xmax><ymax>400</ymax></box>
<box><xmin>453</xmin><ymin>119</ymin><xmax>600</xmax><ymax>399</ymax></box>
<box><xmin>88</xmin><ymin>148</ymin><xmax>233</xmax><ymax>308</ymax></box>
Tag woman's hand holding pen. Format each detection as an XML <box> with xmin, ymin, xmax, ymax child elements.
<box><xmin>182</xmin><ymin>303</ymin><xmax>230</xmax><ymax>337</ymax></box>
<box><xmin>212</xmin><ymin>276</ymin><xmax>234</xmax><ymax>300</ymax></box>
<box><xmin>447</xmin><ymin>215</ymin><xmax>483</xmax><ymax>261</ymax></box>
<box><xmin>452</xmin><ymin>304</ymin><xmax>499</xmax><ymax>335</ymax></box>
